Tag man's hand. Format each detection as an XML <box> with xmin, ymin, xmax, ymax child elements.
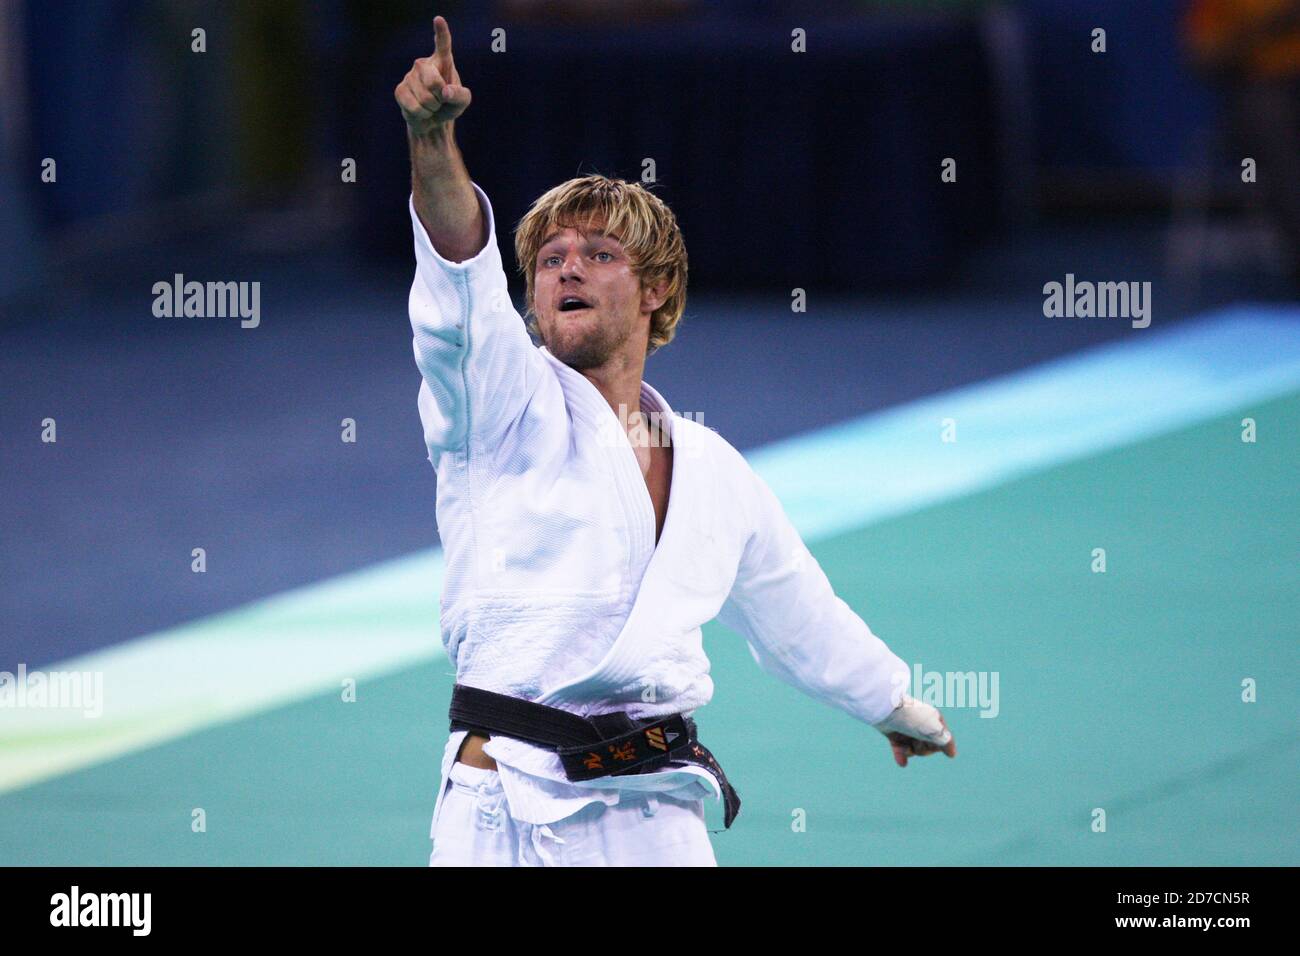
<box><xmin>395</xmin><ymin>15</ymin><xmax>473</xmax><ymax>136</ymax></box>
<box><xmin>874</xmin><ymin>695</ymin><xmax>957</xmax><ymax>768</ymax></box>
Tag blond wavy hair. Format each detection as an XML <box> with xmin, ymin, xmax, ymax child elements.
<box><xmin>514</xmin><ymin>175</ymin><xmax>688</xmax><ymax>355</ymax></box>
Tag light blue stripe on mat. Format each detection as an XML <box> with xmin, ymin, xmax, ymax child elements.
<box><xmin>754</xmin><ymin>308</ymin><xmax>1300</xmax><ymax>539</ymax></box>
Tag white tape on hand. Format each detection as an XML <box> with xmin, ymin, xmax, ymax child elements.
<box><xmin>873</xmin><ymin>695</ymin><xmax>952</xmax><ymax>746</ymax></box>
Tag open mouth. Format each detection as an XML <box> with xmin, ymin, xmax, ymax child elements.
<box><xmin>557</xmin><ymin>296</ymin><xmax>592</xmax><ymax>313</ymax></box>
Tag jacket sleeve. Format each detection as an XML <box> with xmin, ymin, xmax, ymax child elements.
<box><xmin>409</xmin><ymin>182</ymin><xmax>546</xmax><ymax>457</ymax></box>
<box><xmin>716</xmin><ymin>457</ymin><xmax>911</xmax><ymax>726</ymax></box>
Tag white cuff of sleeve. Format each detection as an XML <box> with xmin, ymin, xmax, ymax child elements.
<box><xmin>873</xmin><ymin>695</ymin><xmax>952</xmax><ymax>746</ymax></box>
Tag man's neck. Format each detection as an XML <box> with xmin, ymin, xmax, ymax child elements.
<box><xmin>581</xmin><ymin>355</ymin><xmax>648</xmax><ymax>435</ymax></box>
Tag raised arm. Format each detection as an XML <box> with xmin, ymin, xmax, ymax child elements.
<box><xmin>396</xmin><ymin>15</ymin><xmax>482</xmax><ymax>261</ymax></box>
<box><xmin>395</xmin><ymin>16</ymin><xmax>546</xmax><ymax>459</ymax></box>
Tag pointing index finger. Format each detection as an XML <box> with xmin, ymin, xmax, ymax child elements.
<box><xmin>434</xmin><ymin>15</ymin><xmax>453</xmax><ymax>62</ymax></box>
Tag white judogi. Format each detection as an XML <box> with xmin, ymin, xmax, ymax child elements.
<box><xmin>411</xmin><ymin>183</ymin><xmax>911</xmax><ymax>865</ymax></box>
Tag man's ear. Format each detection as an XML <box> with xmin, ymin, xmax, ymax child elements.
<box><xmin>641</xmin><ymin>276</ymin><xmax>669</xmax><ymax>314</ymax></box>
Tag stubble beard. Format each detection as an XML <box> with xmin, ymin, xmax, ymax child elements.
<box><xmin>542</xmin><ymin>310</ymin><xmax>629</xmax><ymax>371</ymax></box>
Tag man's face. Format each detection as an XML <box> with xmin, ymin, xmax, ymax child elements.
<box><xmin>532</xmin><ymin>223</ymin><xmax>656</xmax><ymax>370</ymax></box>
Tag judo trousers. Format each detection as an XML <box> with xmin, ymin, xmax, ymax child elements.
<box><xmin>429</xmin><ymin>761</ymin><xmax>718</xmax><ymax>867</ymax></box>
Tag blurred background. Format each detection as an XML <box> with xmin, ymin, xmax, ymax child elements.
<box><xmin>0</xmin><ymin>0</ymin><xmax>1296</xmax><ymax>866</ymax></box>
<box><xmin>5</xmin><ymin>0</ymin><xmax>1300</xmax><ymax>297</ymax></box>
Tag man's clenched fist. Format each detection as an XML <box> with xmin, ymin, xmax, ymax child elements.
<box><xmin>395</xmin><ymin>15</ymin><xmax>472</xmax><ymax>136</ymax></box>
<box><xmin>874</xmin><ymin>695</ymin><xmax>957</xmax><ymax>767</ymax></box>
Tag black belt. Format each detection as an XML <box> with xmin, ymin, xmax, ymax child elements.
<box><xmin>449</xmin><ymin>683</ymin><xmax>741</xmax><ymax>829</ymax></box>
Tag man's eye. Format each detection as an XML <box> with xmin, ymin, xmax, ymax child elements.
<box><xmin>543</xmin><ymin>255</ymin><xmax>561</xmax><ymax>266</ymax></box>
<box><xmin>594</xmin><ymin>251</ymin><xmax>613</xmax><ymax>262</ymax></box>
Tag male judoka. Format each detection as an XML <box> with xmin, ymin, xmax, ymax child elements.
<box><xmin>396</xmin><ymin>16</ymin><xmax>957</xmax><ymax>868</ymax></box>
